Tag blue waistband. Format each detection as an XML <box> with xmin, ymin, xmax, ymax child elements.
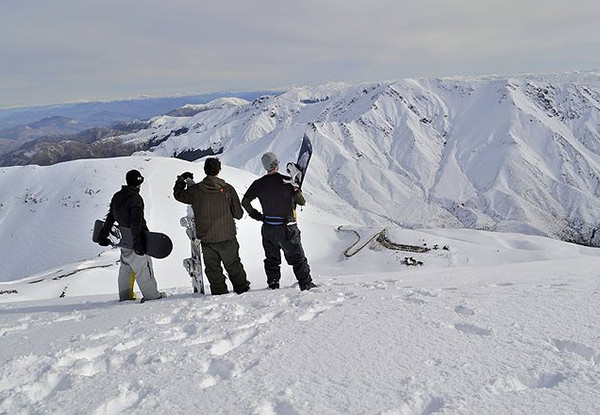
<box><xmin>264</xmin><ymin>215</ymin><xmax>285</xmax><ymax>226</ymax></box>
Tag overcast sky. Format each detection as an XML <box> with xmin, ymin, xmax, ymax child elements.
<box><xmin>1</xmin><ymin>0</ymin><xmax>599</xmax><ymax>108</ymax></box>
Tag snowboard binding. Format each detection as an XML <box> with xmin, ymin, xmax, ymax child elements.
<box><xmin>284</xmin><ymin>162</ymin><xmax>303</xmax><ymax>188</ymax></box>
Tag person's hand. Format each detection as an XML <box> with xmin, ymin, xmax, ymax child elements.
<box><xmin>133</xmin><ymin>241</ymin><xmax>147</xmax><ymax>256</ymax></box>
<box><xmin>249</xmin><ymin>210</ymin><xmax>264</xmax><ymax>222</ymax></box>
<box><xmin>98</xmin><ymin>237</ymin><xmax>111</xmax><ymax>247</ymax></box>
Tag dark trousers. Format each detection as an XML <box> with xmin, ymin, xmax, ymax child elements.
<box><xmin>261</xmin><ymin>224</ymin><xmax>311</xmax><ymax>287</ymax></box>
<box><xmin>201</xmin><ymin>239</ymin><xmax>250</xmax><ymax>295</ymax></box>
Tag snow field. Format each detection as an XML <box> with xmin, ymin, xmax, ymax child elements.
<box><xmin>1</xmin><ymin>252</ymin><xmax>600</xmax><ymax>414</ymax></box>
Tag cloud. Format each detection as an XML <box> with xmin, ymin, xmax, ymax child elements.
<box><xmin>1</xmin><ymin>0</ymin><xmax>599</xmax><ymax>107</ymax></box>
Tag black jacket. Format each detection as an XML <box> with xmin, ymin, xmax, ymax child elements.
<box><xmin>99</xmin><ymin>185</ymin><xmax>148</xmax><ymax>246</ymax></box>
<box><xmin>242</xmin><ymin>172</ymin><xmax>305</xmax><ymax>224</ymax></box>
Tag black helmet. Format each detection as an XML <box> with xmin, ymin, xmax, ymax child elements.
<box><xmin>126</xmin><ymin>169</ymin><xmax>144</xmax><ymax>186</ymax></box>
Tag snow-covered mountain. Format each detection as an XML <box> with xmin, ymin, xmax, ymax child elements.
<box><xmin>100</xmin><ymin>74</ymin><xmax>600</xmax><ymax>246</ymax></box>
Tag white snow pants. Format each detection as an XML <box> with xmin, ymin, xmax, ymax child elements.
<box><xmin>118</xmin><ymin>248</ymin><xmax>161</xmax><ymax>301</ymax></box>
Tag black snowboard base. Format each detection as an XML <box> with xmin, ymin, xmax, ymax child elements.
<box><xmin>92</xmin><ymin>219</ymin><xmax>173</xmax><ymax>259</ymax></box>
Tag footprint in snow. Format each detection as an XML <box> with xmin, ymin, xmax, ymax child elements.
<box><xmin>254</xmin><ymin>399</ymin><xmax>300</xmax><ymax>415</ymax></box>
<box><xmin>412</xmin><ymin>288</ymin><xmax>438</xmax><ymax>297</ymax></box>
<box><xmin>199</xmin><ymin>358</ymin><xmax>238</xmax><ymax>389</ymax></box>
<box><xmin>454</xmin><ymin>305</ymin><xmax>475</xmax><ymax>316</ymax></box>
<box><xmin>404</xmin><ymin>296</ymin><xmax>426</xmax><ymax>305</ymax></box>
<box><xmin>255</xmin><ymin>310</ymin><xmax>285</xmax><ymax>325</ymax></box>
<box><xmin>363</xmin><ymin>281</ymin><xmax>396</xmax><ymax>290</ymax></box>
<box><xmin>155</xmin><ymin>315</ymin><xmax>174</xmax><ymax>325</ymax></box>
<box><xmin>553</xmin><ymin>339</ymin><xmax>597</xmax><ymax>362</ymax></box>
<box><xmin>91</xmin><ymin>383</ymin><xmax>146</xmax><ymax>415</ymax></box>
<box><xmin>490</xmin><ymin>371</ymin><xmax>567</xmax><ymax>392</ymax></box>
<box><xmin>403</xmin><ymin>288</ymin><xmax>438</xmax><ymax>305</ymax></box>
<box><xmin>208</xmin><ymin>357</ymin><xmax>237</xmax><ymax>380</ymax></box>
<box><xmin>454</xmin><ymin>323</ymin><xmax>492</xmax><ymax>336</ymax></box>
<box><xmin>210</xmin><ymin>329</ymin><xmax>258</xmax><ymax>356</ymax></box>
<box><xmin>56</xmin><ymin>345</ymin><xmax>110</xmax><ymax>377</ymax></box>
<box><xmin>298</xmin><ymin>300</ymin><xmax>343</xmax><ymax>321</ymax></box>
<box><xmin>388</xmin><ymin>395</ymin><xmax>444</xmax><ymax>415</ymax></box>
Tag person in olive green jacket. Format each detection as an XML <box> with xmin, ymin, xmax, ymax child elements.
<box><xmin>173</xmin><ymin>158</ymin><xmax>250</xmax><ymax>295</ymax></box>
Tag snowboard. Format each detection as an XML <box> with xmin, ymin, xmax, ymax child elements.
<box><xmin>180</xmin><ymin>215</ymin><xmax>205</xmax><ymax>294</ymax></box>
<box><xmin>92</xmin><ymin>219</ymin><xmax>173</xmax><ymax>259</ymax></box>
<box><xmin>285</xmin><ymin>133</ymin><xmax>313</xmax><ymax>189</ymax></box>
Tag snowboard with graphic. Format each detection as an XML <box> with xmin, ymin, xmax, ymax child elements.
<box><xmin>285</xmin><ymin>133</ymin><xmax>313</xmax><ymax>189</ymax></box>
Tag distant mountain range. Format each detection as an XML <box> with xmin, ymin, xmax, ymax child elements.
<box><xmin>0</xmin><ymin>91</ymin><xmax>277</xmax><ymax>165</ymax></box>
<box><xmin>120</xmin><ymin>73</ymin><xmax>600</xmax><ymax>245</ymax></box>
<box><xmin>2</xmin><ymin>73</ymin><xmax>600</xmax><ymax>246</ymax></box>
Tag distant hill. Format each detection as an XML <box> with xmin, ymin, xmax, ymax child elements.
<box><xmin>0</xmin><ymin>92</ymin><xmax>276</xmax><ymax>165</ymax></box>
<box><xmin>0</xmin><ymin>91</ymin><xmax>277</xmax><ymax>130</ymax></box>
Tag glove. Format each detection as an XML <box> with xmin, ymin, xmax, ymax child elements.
<box><xmin>249</xmin><ymin>210</ymin><xmax>264</xmax><ymax>222</ymax></box>
<box><xmin>179</xmin><ymin>172</ymin><xmax>194</xmax><ymax>180</ymax></box>
<box><xmin>133</xmin><ymin>241</ymin><xmax>147</xmax><ymax>256</ymax></box>
<box><xmin>98</xmin><ymin>237</ymin><xmax>111</xmax><ymax>247</ymax></box>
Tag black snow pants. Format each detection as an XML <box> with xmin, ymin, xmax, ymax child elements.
<box><xmin>261</xmin><ymin>223</ymin><xmax>312</xmax><ymax>288</ymax></box>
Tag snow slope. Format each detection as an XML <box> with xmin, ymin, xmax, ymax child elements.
<box><xmin>0</xmin><ymin>156</ymin><xmax>343</xmax><ymax>283</ymax></box>
<box><xmin>112</xmin><ymin>74</ymin><xmax>600</xmax><ymax>245</ymax></box>
<box><xmin>1</xmin><ymin>232</ymin><xmax>600</xmax><ymax>414</ymax></box>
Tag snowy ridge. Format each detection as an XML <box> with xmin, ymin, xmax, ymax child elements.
<box><xmin>115</xmin><ymin>75</ymin><xmax>600</xmax><ymax>244</ymax></box>
<box><xmin>166</xmin><ymin>97</ymin><xmax>250</xmax><ymax>117</ymax></box>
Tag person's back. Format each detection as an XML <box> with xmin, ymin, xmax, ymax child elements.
<box><xmin>180</xmin><ymin>175</ymin><xmax>241</xmax><ymax>243</ymax></box>
<box><xmin>109</xmin><ymin>185</ymin><xmax>148</xmax><ymax>231</ymax></box>
<box><xmin>97</xmin><ymin>169</ymin><xmax>164</xmax><ymax>302</ymax></box>
<box><xmin>244</xmin><ymin>172</ymin><xmax>304</xmax><ymax>224</ymax></box>
<box><xmin>242</xmin><ymin>152</ymin><xmax>314</xmax><ymax>291</ymax></box>
<box><xmin>173</xmin><ymin>158</ymin><xmax>250</xmax><ymax>295</ymax></box>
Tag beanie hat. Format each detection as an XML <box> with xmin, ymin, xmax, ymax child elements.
<box><xmin>126</xmin><ymin>169</ymin><xmax>144</xmax><ymax>186</ymax></box>
<box><xmin>261</xmin><ymin>152</ymin><xmax>279</xmax><ymax>171</ymax></box>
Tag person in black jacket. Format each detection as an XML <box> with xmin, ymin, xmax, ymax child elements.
<box><xmin>242</xmin><ymin>152</ymin><xmax>316</xmax><ymax>291</ymax></box>
<box><xmin>97</xmin><ymin>169</ymin><xmax>165</xmax><ymax>302</ymax></box>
